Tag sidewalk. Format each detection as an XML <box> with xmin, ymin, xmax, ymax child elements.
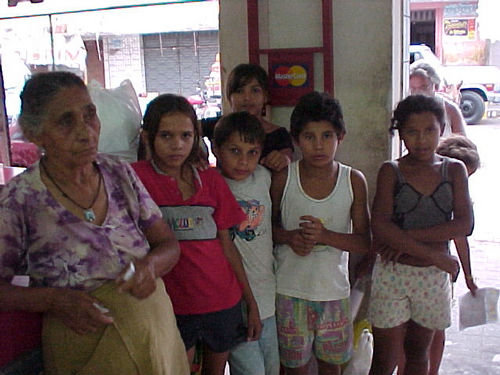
<box><xmin>438</xmin><ymin>122</ymin><xmax>500</xmax><ymax>375</ymax></box>
<box><xmin>439</xmin><ymin>238</ymin><xmax>500</xmax><ymax>375</ymax></box>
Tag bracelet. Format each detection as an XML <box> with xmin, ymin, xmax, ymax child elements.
<box><xmin>465</xmin><ymin>275</ymin><xmax>474</xmax><ymax>281</ymax></box>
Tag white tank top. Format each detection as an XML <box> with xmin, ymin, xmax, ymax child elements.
<box><xmin>275</xmin><ymin>161</ymin><xmax>352</xmax><ymax>301</ymax></box>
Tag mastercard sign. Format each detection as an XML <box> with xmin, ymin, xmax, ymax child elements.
<box><xmin>268</xmin><ymin>53</ymin><xmax>314</xmax><ymax>105</ymax></box>
<box><xmin>273</xmin><ymin>65</ymin><xmax>308</xmax><ymax>87</ymax></box>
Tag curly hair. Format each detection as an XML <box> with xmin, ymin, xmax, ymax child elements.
<box><xmin>390</xmin><ymin>95</ymin><xmax>445</xmax><ymax>135</ymax></box>
<box><xmin>437</xmin><ymin>134</ymin><xmax>480</xmax><ymax>174</ymax></box>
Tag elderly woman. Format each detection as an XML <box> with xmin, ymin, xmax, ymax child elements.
<box><xmin>409</xmin><ymin>62</ymin><xmax>467</xmax><ymax>137</ymax></box>
<box><xmin>0</xmin><ymin>71</ymin><xmax>189</xmax><ymax>375</ymax></box>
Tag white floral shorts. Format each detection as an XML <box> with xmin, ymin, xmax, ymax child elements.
<box><xmin>368</xmin><ymin>257</ymin><xmax>451</xmax><ymax>330</ymax></box>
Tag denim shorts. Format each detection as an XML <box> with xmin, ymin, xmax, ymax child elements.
<box><xmin>229</xmin><ymin>315</ymin><xmax>280</xmax><ymax>375</ymax></box>
<box><xmin>175</xmin><ymin>300</ymin><xmax>246</xmax><ymax>353</ymax></box>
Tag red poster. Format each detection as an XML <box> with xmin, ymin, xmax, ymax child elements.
<box><xmin>268</xmin><ymin>52</ymin><xmax>314</xmax><ymax>106</ymax></box>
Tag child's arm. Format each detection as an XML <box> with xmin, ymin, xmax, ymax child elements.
<box><xmin>406</xmin><ymin>160</ymin><xmax>474</xmax><ymax>242</ymax></box>
<box><xmin>372</xmin><ymin>162</ymin><xmax>459</xmax><ymax>275</ymax></box>
<box><xmin>218</xmin><ymin>229</ymin><xmax>262</xmax><ymax>341</ymax></box>
<box><xmin>299</xmin><ymin>169</ymin><xmax>371</xmax><ymax>254</ymax></box>
<box><xmin>260</xmin><ymin>149</ymin><xmax>292</xmax><ymax>172</ymax></box>
<box><xmin>454</xmin><ymin>236</ymin><xmax>478</xmax><ymax>295</ymax></box>
<box><xmin>270</xmin><ymin>168</ymin><xmax>315</xmax><ymax>256</ymax></box>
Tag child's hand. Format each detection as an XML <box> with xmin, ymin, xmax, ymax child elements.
<box><xmin>288</xmin><ymin>229</ymin><xmax>315</xmax><ymax>256</ymax></box>
<box><xmin>260</xmin><ymin>150</ymin><xmax>290</xmax><ymax>172</ymax></box>
<box><xmin>246</xmin><ymin>303</ymin><xmax>262</xmax><ymax>341</ymax></box>
<box><xmin>432</xmin><ymin>252</ymin><xmax>460</xmax><ymax>280</ymax></box>
<box><xmin>465</xmin><ymin>275</ymin><xmax>478</xmax><ymax>296</ymax></box>
<box><xmin>379</xmin><ymin>245</ymin><xmax>403</xmax><ymax>264</ymax></box>
<box><xmin>299</xmin><ymin>215</ymin><xmax>325</xmax><ymax>245</ymax></box>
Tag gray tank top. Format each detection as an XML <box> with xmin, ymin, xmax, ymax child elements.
<box><xmin>392</xmin><ymin>158</ymin><xmax>453</xmax><ymax>230</ymax></box>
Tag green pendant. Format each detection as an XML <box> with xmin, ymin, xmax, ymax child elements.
<box><xmin>84</xmin><ymin>209</ymin><xmax>96</xmax><ymax>222</ymax></box>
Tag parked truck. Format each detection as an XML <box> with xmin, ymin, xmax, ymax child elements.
<box><xmin>410</xmin><ymin>44</ymin><xmax>500</xmax><ymax>124</ymax></box>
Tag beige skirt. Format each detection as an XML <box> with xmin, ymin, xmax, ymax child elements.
<box><xmin>43</xmin><ymin>279</ymin><xmax>189</xmax><ymax>375</ymax></box>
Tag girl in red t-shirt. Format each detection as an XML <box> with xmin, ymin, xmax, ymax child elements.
<box><xmin>132</xmin><ymin>94</ymin><xmax>261</xmax><ymax>374</ymax></box>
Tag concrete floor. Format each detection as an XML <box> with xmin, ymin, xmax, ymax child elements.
<box><xmin>436</xmin><ymin>117</ymin><xmax>500</xmax><ymax>375</ymax></box>
<box><xmin>224</xmin><ymin>118</ymin><xmax>500</xmax><ymax>375</ymax></box>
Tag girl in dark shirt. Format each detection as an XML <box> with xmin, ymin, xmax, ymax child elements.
<box><xmin>226</xmin><ymin>63</ymin><xmax>293</xmax><ymax>172</ymax></box>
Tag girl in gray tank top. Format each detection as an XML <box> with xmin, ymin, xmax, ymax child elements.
<box><xmin>369</xmin><ymin>95</ymin><xmax>474</xmax><ymax>375</ymax></box>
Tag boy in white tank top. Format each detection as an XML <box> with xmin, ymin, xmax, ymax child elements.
<box><xmin>271</xmin><ymin>92</ymin><xmax>371</xmax><ymax>374</ymax></box>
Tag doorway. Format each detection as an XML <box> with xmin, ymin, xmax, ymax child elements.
<box><xmin>410</xmin><ymin>9</ymin><xmax>435</xmax><ymax>52</ymax></box>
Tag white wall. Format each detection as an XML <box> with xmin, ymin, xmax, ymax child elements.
<box><xmin>332</xmin><ymin>0</ymin><xmax>396</xmax><ymax>194</ymax></box>
<box><xmin>219</xmin><ymin>0</ymin><xmax>401</xmax><ymax>200</ymax></box>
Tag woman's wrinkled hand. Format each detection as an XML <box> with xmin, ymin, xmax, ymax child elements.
<box><xmin>116</xmin><ymin>257</ymin><xmax>157</xmax><ymax>299</ymax></box>
<box><xmin>49</xmin><ymin>288</ymin><xmax>113</xmax><ymax>335</ymax></box>
<box><xmin>246</xmin><ymin>303</ymin><xmax>262</xmax><ymax>342</ymax></box>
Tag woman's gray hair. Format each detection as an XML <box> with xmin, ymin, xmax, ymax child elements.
<box><xmin>410</xmin><ymin>61</ymin><xmax>442</xmax><ymax>87</ymax></box>
<box><xmin>18</xmin><ymin>71</ymin><xmax>86</xmax><ymax>138</ymax></box>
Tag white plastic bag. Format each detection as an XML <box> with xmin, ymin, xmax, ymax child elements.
<box><xmin>88</xmin><ymin>79</ymin><xmax>142</xmax><ymax>162</ymax></box>
<box><xmin>459</xmin><ymin>287</ymin><xmax>499</xmax><ymax>331</ymax></box>
<box><xmin>343</xmin><ymin>329</ymin><xmax>373</xmax><ymax>375</ymax></box>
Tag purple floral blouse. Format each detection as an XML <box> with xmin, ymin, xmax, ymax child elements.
<box><xmin>0</xmin><ymin>154</ymin><xmax>162</xmax><ymax>291</ymax></box>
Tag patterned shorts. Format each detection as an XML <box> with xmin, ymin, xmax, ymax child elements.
<box><xmin>276</xmin><ymin>294</ymin><xmax>352</xmax><ymax>368</ymax></box>
<box><xmin>368</xmin><ymin>257</ymin><xmax>452</xmax><ymax>330</ymax></box>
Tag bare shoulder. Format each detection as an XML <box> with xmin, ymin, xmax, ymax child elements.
<box><xmin>443</xmin><ymin>97</ymin><xmax>466</xmax><ymax>130</ymax></box>
<box><xmin>349</xmin><ymin>168</ymin><xmax>368</xmax><ymax>201</ymax></box>
<box><xmin>443</xmin><ymin>96</ymin><xmax>460</xmax><ymax>109</ymax></box>
<box><xmin>444</xmin><ymin>156</ymin><xmax>467</xmax><ymax>178</ymax></box>
<box><xmin>377</xmin><ymin>160</ymin><xmax>397</xmax><ymax>179</ymax></box>
<box><xmin>350</xmin><ymin>168</ymin><xmax>368</xmax><ymax>187</ymax></box>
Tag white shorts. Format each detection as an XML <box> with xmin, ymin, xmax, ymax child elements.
<box><xmin>368</xmin><ymin>257</ymin><xmax>451</xmax><ymax>330</ymax></box>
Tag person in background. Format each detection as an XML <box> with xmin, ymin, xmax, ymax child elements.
<box><xmin>409</xmin><ymin>62</ymin><xmax>467</xmax><ymax>137</ymax></box>
<box><xmin>0</xmin><ymin>71</ymin><xmax>189</xmax><ymax>375</ymax></box>
<box><xmin>132</xmin><ymin>94</ymin><xmax>262</xmax><ymax>375</ymax></box>
<box><xmin>368</xmin><ymin>95</ymin><xmax>473</xmax><ymax>375</ymax></box>
<box><xmin>224</xmin><ymin>63</ymin><xmax>294</xmax><ymax>172</ymax></box>
<box><xmin>212</xmin><ymin>112</ymin><xmax>280</xmax><ymax>375</ymax></box>
<box><xmin>271</xmin><ymin>91</ymin><xmax>371</xmax><ymax>375</ymax></box>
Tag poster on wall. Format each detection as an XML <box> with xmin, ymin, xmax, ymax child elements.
<box><xmin>444</xmin><ymin>18</ymin><xmax>476</xmax><ymax>40</ymax></box>
<box><xmin>268</xmin><ymin>52</ymin><xmax>313</xmax><ymax>106</ymax></box>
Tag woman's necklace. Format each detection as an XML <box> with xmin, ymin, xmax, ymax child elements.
<box><xmin>41</xmin><ymin>159</ymin><xmax>102</xmax><ymax>223</ymax></box>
